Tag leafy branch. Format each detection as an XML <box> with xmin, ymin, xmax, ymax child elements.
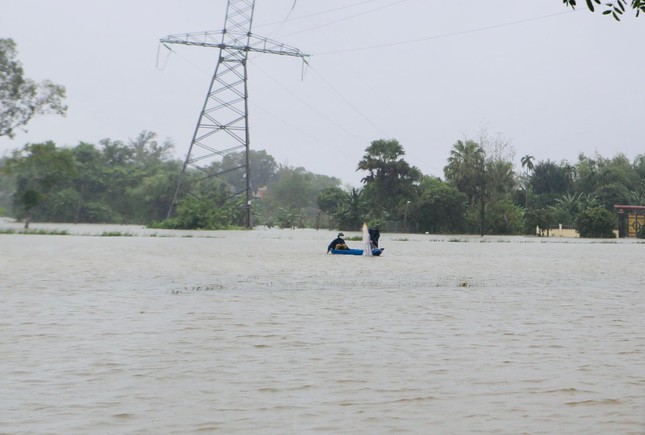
<box><xmin>563</xmin><ymin>0</ymin><xmax>645</xmax><ymax>19</ymax></box>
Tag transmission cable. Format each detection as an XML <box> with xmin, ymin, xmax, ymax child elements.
<box><xmin>307</xmin><ymin>65</ymin><xmax>388</xmax><ymax>138</ymax></box>
<box><xmin>249</xmin><ymin>59</ymin><xmax>369</xmax><ymax>146</ymax></box>
<box><xmin>279</xmin><ymin>0</ymin><xmax>410</xmax><ymax>38</ymax></box>
<box><xmin>255</xmin><ymin>0</ymin><xmax>403</xmax><ymax>28</ymax></box>
<box><xmin>315</xmin><ymin>10</ymin><xmax>575</xmax><ymax>56</ymax></box>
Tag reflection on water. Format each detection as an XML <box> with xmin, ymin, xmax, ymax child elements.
<box><xmin>1</xmin><ymin>224</ymin><xmax>644</xmax><ymax>434</ymax></box>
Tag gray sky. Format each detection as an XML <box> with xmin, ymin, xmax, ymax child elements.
<box><xmin>2</xmin><ymin>0</ymin><xmax>643</xmax><ymax>186</ymax></box>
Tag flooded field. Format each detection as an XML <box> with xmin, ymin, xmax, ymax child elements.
<box><xmin>1</xmin><ymin>222</ymin><xmax>644</xmax><ymax>434</ymax></box>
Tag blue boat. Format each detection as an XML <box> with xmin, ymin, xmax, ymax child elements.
<box><xmin>330</xmin><ymin>248</ymin><xmax>384</xmax><ymax>256</ymax></box>
<box><xmin>328</xmin><ymin>224</ymin><xmax>383</xmax><ymax>256</ymax></box>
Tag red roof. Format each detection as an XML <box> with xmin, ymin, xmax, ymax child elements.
<box><xmin>614</xmin><ymin>205</ymin><xmax>645</xmax><ymax>211</ymax></box>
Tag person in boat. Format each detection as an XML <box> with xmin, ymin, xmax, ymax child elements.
<box><xmin>368</xmin><ymin>227</ymin><xmax>380</xmax><ymax>248</ymax></box>
<box><xmin>327</xmin><ymin>232</ymin><xmax>349</xmax><ymax>253</ymax></box>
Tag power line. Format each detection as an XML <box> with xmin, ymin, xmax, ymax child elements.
<box><xmin>315</xmin><ymin>10</ymin><xmax>575</xmax><ymax>56</ymax></box>
<box><xmin>255</xmin><ymin>0</ymin><xmax>403</xmax><ymax>28</ymax></box>
<box><xmin>279</xmin><ymin>0</ymin><xmax>410</xmax><ymax>38</ymax></box>
<box><xmin>250</xmin><ymin>59</ymin><xmax>369</xmax><ymax>146</ymax></box>
<box><xmin>249</xmin><ymin>100</ymin><xmax>357</xmax><ymax>161</ymax></box>
<box><xmin>307</xmin><ymin>65</ymin><xmax>388</xmax><ymax>138</ymax></box>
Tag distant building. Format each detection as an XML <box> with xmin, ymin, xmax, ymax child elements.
<box><xmin>614</xmin><ymin>205</ymin><xmax>645</xmax><ymax>238</ymax></box>
<box><xmin>254</xmin><ymin>186</ymin><xmax>268</xmax><ymax>200</ymax></box>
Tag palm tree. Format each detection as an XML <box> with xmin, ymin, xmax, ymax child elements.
<box><xmin>521</xmin><ymin>155</ymin><xmax>535</xmax><ymax>173</ymax></box>
<box><xmin>444</xmin><ymin>140</ymin><xmax>487</xmax><ymax>235</ymax></box>
<box><xmin>444</xmin><ymin>140</ymin><xmax>486</xmax><ymax>203</ymax></box>
<box><xmin>520</xmin><ymin>155</ymin><xmax>535</xmax><ymax>209</ymax></box>
<box><xmin>562</xmin><ymin>163</ymin><xmax>577</xmax><ymax>191</ymax></box>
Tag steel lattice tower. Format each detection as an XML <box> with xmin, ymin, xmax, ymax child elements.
<box><xmin>162</xmin><ymin>0</ymin><xmax>308</xmax><ymax>228</ymax></box>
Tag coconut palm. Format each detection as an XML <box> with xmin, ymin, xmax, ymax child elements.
<box><xmin>520</xmin><ymin>154</ymin><xmax>535</xmax><ymax>209</ymax></box>
<box><xmin>521</xmin><ymin>155</ymin><xmax>535</xmax><ymax>173</ymax></box>
<box><xmin>444</xmin><ymin>140</ymin><xmax>487</xmax><ymax>235</ymax></box>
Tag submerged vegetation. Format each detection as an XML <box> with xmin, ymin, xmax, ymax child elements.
<box><xmin>0</xmin><ymin>228</ymin><xmax>69</xmax><ymax>236</ymax></box>
<box><xmin>99</xmin><ymin>231</ymin><xmax>135</xmax><ymax>237</ymax></box>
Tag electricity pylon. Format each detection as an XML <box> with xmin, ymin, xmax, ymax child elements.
<box><xmin>162</xmin><ymin>0</ymin><xmax>308</xmax><ymax>228</ymax></box>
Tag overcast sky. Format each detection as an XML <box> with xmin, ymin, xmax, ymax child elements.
<box><xmin>2</xmin><ymin>0</ymin><xmax>643</xmax><ymax>186</ymax></box>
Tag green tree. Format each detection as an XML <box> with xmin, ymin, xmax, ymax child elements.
<box><xmin>574</xmin><ymin>152</ymin><xmax>641</xmax><ymax>208</ymax></box>
<box><xmin>270</xmin><ymin>167</ymin><xmax>317</xmax><ymax>209</ymax></box>
<box><xmin>487</xmin><ymin>158</ymin><xmax>515</xmax><ymax>201</ymax></box>
<box><xmin>129</xmin><ymin>130</ymin><xmax>173</xmax><ymax>168</ymax></box>
<box><xmin>633</xmin><ymin>155</ymin><xmax>645</xmax><ymax>205</ymax></box>
<box><xmin>444</xmin><ymin>140</ymin><xmax>486</xmax><ymax>234</ymax></box>
<box><xmin>484</xmin><ymin>199</ymin><xmax>525</xmax><ymax>235</ymax></box>
<box><xmin>331</xmin><ymin>188</ymin><xmax>366</xmax><ymax>230</ymax></box>
<box><xmin>98</xmin><ymin>138</ymin><xmax>142</xmax><ymax>223</ymax></box>
<box><xmin>0</xmin><ymin>39</ymin><xmax>67</xmax><ymax>138</ymax></box>
<box><xmin>444</xmin><ymin>140</ymin><xmax>486</xmax><ymax>204</ymax></box>
<box><xmin>444</xmin><ymin>139</ymin><xmax>516</xmax><ymax>235</ymax></box>
<box><xmin>157</xmin><ymin>178</ymin><xmax>234</xmax><ymax>230</ymax></box>
<box><xmin>574</xmin><ymin>206</ymin><xmax>616</xmax><ymax>238</ymax></box>
<box><xmin>413</xmin><ymin>176</ymin><xmax>466</xmax><ymax>233</ymax></box>
<box><xmin>574</xmin><ymin>153</ymin><xmax>601</xmax><ymax>195</ymax></box>
<box><xmin>248</xmin><ymin>150</ymin><xmax>279</xmax><ymax>193</ymax></box>
<box><xmin>260</xmin><ymin>165</ymin><xmax>341</xmax><ymax>228</ymax></box>
<box><xmin>317</xmin><ymin>186</ymin><xmax>351</xmax><ymax>228</ymax></box>
<box><xmin>276</xmin><ymin>205</ymin><xmax>298</xmax><ymax>229</ymax></box>
<box><xmin>530</xmin><ymin>160</ymin><xmax>572</xmax><ymax>207</ymax></box>
<box><xmin>317</xmin><ymin>187</ymin><xmax>348</xmax><ymax>215</ymax></box>
<box><xmin>633</xmin><ymin>154</ymin><xmax>645</xmax><ymax>180</ymax></box>
<box><xmin>594</xmin><ymin>182</ymin><xmax>631</xmax><ymax>209</ymax></box>
<box><xmin>129</xmin><ymin>165</ymin><xmax>181</xmax><ymax>224</ymax></box>
<box><xmin>592</xmin><ymin>154</ymin><xmax>638</xmax><ymax>208</ymax></box>
<box><xmin>598</xmin><ymin>153</ymin><xmax>638</xmax><ymax>187</ymax></box>
<box><xmin>525</xmin><ymin>207</ymin><xmax>557</xmax><ymax>236</ymax></box>
<box><xmin>563</xmin><ymin>0</ymin><xmax>645</xmax><ymax>20</ymax></box>
<box><xmin>0</xmin><ymin>156</ymin><xmax>15</xmax><ymax>214</ymax></box>
<box><xmin>3</xmin><ymin>142</ymin><xmax>77</xmax><ymax>227</ymax></box>
<box><xmin>95</xmin><ymin>133</ymin><xmax>176</xmax><ymax>224</ymax></box>
<box><xmin>357</xmin><ymin>139</ymin><xmax>421</xmax><ymax>220</ymax></box>
<box><xmin>549</xmin><ymin>192</ymin><xmax>599</xmax><ymax>226</ymax></box>
<box><xmin>123</xmin><ymin>132</ymin><xmax>178</xmax><ymax>223</ymax></box>
<box><xmin>3</xmin><ymin>132</ymin><xmax>182</xmax><ymax>226</ymax></box>
<box><xmin>219</xmin><ymin>149</ymin><xmax>278</xmax><ymax>195</ymax></box>
<box><xmin>18</xmin><ymin>189</ymin><xmax>43</xmax><ymax>227</ymax></box>
<box><xmin>69</xmin><ymin>142</ymin><xmax>111</xmax><ymax>222</ymax></box>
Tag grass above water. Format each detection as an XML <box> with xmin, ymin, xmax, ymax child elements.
<box><xmin>0</xmin><ymin>228</ymin><xmax>69</xmax><ymax>236</ymax></box>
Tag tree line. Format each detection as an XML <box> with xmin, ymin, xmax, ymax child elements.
<box><xmin>320</xmin><ymin>136</ymin><xmax>645</xmax><ymax>238</ymax></box>
<box><xmin>0</xmin><ymin>133</ymin><xmax>342</xmax><ymax>230</ymax></box>
<box><xmin>2</xmin><ymin>132</ymin><xmax>644</xmax><ymax>238</ymax></box>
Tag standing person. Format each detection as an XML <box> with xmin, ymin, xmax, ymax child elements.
<box><xmin>327</xmin><ymin>232</ymin><xmax>348</xmax><ymax>253</ymax></box>
<box><xmin>368</xmin><ymin>227</ymin><xmax>380</xmax><ymax>248</ymax></box>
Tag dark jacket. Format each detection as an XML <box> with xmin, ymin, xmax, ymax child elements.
<box><xmin>327</xmin><ymin>237</ymin><xmax>346</xmax><ymax>252</ymax></box>
<box><xmin>368</xmin><ymin>228</ymin><xmax>380</xmax><ymax>248</ymax></box>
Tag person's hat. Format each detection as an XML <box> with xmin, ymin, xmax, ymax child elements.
<box><xmin>338</xmin><ymin>232</ymin><xmax>344</xmax><ymax>237</ymax></box>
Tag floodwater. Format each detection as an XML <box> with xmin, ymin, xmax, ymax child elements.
<box><xmin>1</xmin><ymin>221</ymin><xmax>644</xmax><ymax>434</ymax></box>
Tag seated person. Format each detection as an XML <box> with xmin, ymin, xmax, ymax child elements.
<box><xmin>327</xmin><ymin>232</ymin><xmax>349</xmax><ymax>252</ymax></box>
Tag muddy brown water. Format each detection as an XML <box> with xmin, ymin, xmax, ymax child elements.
<box><xmin>1</xmin><ymin>223</ymin><xmax>644</xmax><ymax>434</ymax></box>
